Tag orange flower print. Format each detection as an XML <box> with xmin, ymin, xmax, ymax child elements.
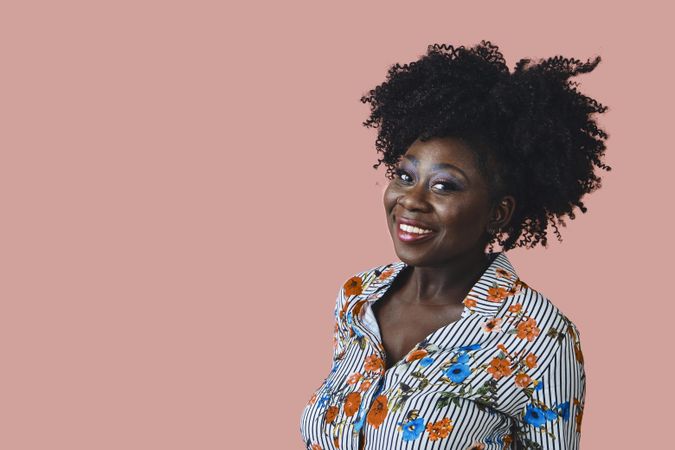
<box><xmin>359</xmin><ymin>379</ymin><xmax>372</xmax><ymax>392</ymax></box>
<box><xmin>339</xmin><ymin>300</ymin><xmax>350</xmax><ymax>322</ymax></box>
<box><xmin>333</xmin><ymin>436</ymin><xmax>340</xmax><ymax>448</ymax></box>
<box><xmin>364</xmin><ymin>354</ymin><xmax>385</xmax><ymax>373</ymax></box>
<box><xmin>344</xmin><ymin>276</ymin><xmax>363</xmax><ymax>297</ymax></box>
<box><xmin>496</xmin><ymin>268</ymin><xmax>510</xmax><ymax>278</ymax></box>
<box><xmin>566</xmin><ymin>324</ymin><xmax>577</xmax><ymax>338</ymax></box>
<box><xmin>352</xmin><ymin>300</ymin><xmax>367</xmax><ymax>318</ymax></box>
<box><xmin>574</xmin><ymin>341</ymin><xmax>585</xmax><ymax>365</ymax></box>
<box><xmin>406</xmin><ymin>348</ymin><xmax>428</xmax><ymax>362</ymax></box>
<box><xmin>309</xmin><ymin>393</ymin><xmax>317</xmax><ymax>405</ymax></box>
<box><xmin>466</xmin><ymin>442</ymin><xmax>486</xmax><ymax>450</ymax></box>
<box><xmin>514</xmin><ymin>373</ymin><xmax>531</xmax><ymax>388</ymax></box>
<box><xmin>574</xmin><ymin>397</ymin><xmax>584</xmax><ymax>433</ymax></box>
<box><xmin>508</xmin><ymin>303</ymin><xmax>522</xmax><ymax>313</ymax></box>
<box><xmin>503</xmin><ymin>434</ymin><xmax>513</xmax><ymax>448</ymax></box>
<box><xmin>512</xmin><ymin>278</ymin><xmax>530</xmax><ymax>294</ymax></box>
<box><xmin>347</xmin><ymin>373</ymin><xmax>363</xmax><ymax>385</ymax></box>
<box><xmin>481</xmin><ymin>317</ymin><xmax>503</xmax><ymax>333</ymax></box>
<box><xmin>366</xmin><ymin>394</ymin><xmax>389</xmax><ymax>429</ymax></box>
<box><xmin>325</xmin><ymin>405</ymin><xmax>339</xmax><ymax>424</ymax></box>
<box><xmin>516</xmin><ymin>317</ymin><xmax>540</xmax><ymax>342</ymax></box>
<box><xmin>487</xmin><ymin>285</ymin><xmax>509</xmax><ymax>302</ymax></box>
<box><xmin>311</xmin><ymin>444</ymin><xmax>322</xmax><ymax>450</ymax></box>
<box><xmin>496</xmin><ymin>343</ymin><xmax>512</xmax><ymax>358</ymax></box>
<box><xmin>425</xmin><ymin>417</ymin><xmax>453</xmax><ymax>441</ymax></box>
<box><xmin>378</xmin><ymin>268</ymin><xmax>395</xmax><ymax>280</ymax></box>
<box><xmin>463</xmin><ymin>297</ymin><xmax>477</xmax><ymax>308</ymax></box>
<box><xmin>487</xmin><ymin>357</ymin><xmax>513</xmax><ymax>380</ymax></box>
<box><xmin>524</xmin><ymin>352</ymin><xmax>538</xmax><ymax>369</ymax></box>
<box><xmin>343</xmin><ymin>391</ymin><xmax>361</xmax><ymax>417</ymax></box>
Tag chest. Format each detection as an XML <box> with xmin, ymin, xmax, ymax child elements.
<box><xmin>370</xmin><ymin>295</ymin><xmax>465</xmax><ymax>371</ymax></box>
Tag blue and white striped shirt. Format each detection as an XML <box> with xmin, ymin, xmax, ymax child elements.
<box><xmin>300</xmin><ymin>251</ymin><xmax>585</xmax><ymax>449</ymax></box>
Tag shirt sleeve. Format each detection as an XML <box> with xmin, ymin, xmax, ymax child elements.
<box><xmin>331</xmin><ymin>282</ymin><xmax>348</xmax><ymax>362</ymax></box>
<box><xmin>512</xmin><ymin>322</ymin><xmax>586</xmax><ymax>449</ymax></box>
<box><xmin>330</xmin><ymin>267</ymin><xmax>379</xmax><ymax>363</ymax></box>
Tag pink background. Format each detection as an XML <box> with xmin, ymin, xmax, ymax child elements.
<box><xmin>1</xmin><ymin>1</ymin><xmax>669</xmax><ymax>448</ymax></box>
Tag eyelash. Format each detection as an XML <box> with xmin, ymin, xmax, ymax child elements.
<box><xmin>393</xmin><ymin>168</ymin><xmax>459</xmax><ymax>192</ymax></box>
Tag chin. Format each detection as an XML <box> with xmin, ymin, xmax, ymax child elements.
<box><xmin>392</xmin><ymin>245</ymin><xmax>432</xmax><ymax>266</ymax></box>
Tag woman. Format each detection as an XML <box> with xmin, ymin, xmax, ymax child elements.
<box><xmin>300</xmin><ymin>41</ymin><xmax>609</xmax><ymax>450</ymax></box>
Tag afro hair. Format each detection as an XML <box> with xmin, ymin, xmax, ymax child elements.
<box><xmin>360</xmin><ymin>40</ymin><xmax>611</xmax><ymax>251</ymax></box>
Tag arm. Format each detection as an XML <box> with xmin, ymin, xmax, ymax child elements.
<box><xmin>331</xmin><ymin>268</ymin><xmax>373</xmax><ymax>363</ymax></box>
<box><xmin>331</xmin><ymin>283</ymin><xmax>348</xmax><ymax>362</ymax></box>
<box><xmin>512</xmin><ymin>322</ymin><xmax>586</xmax><ymax>449</ymax></box>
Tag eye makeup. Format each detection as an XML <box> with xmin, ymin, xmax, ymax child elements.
<box><xmin>432</xmin><ymin>178</ymin><xmax>462</xmax><ymax>192</ymax></box>
<box><xmin>394</xmin><ymin>164</ymin><xmax>465</xmax><ymax>191</ymax></box>
<box><xmin>401</xmin><ymin>154</ymin><xmax>469</xmax><ymax>183</ymax></box>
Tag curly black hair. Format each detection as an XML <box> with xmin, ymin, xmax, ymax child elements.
<box><xmin>360</xmin><ymin>40</ymin><xmax>611</xmax><ymax>251</ymax></box>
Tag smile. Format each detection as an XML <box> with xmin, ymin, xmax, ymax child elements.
<box><xmin>397</xmin><ymin>223</ymin><xmax>437</xmax><ymax>243</ymax></box>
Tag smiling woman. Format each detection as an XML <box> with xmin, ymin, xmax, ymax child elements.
<box><xmin>300</xmin><ymin>41</ymin><xmax>610</xmax><ymax>450</ymax></box>
<box><xmin>384</xmin><ymin>137</ymin><xmax>508</xmax><ymax>269</ymax></box>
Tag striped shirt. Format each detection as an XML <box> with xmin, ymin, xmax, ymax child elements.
<box><xmin>299</xmin><ymin>251</ymin><xmax>586</xmax><ymax>449</ymax></box>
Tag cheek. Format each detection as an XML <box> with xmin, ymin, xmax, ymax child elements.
<box><xmin>438</xmin><ymin>200</ymin><xmax>488</xmax><ymax>230</ymax></box>
<box><xmin>383</xmin><ymin>184</ymin><xmax>398</xmax><ymax>210</ymax></box>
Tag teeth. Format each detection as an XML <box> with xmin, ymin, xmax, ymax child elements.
<box><xmin>400</xmin><ymin>223</ymin><xmax>433</xmax><ymax>234</ymax></box>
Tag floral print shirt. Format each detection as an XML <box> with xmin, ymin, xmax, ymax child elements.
<box><xmin>299</xmin><ymin>252</ymin><xmax>586</xmax><ymax>450</ymax></box>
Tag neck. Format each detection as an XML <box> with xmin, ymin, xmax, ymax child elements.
<box><xmin>401</xmin><ymin>250</ymin><xmax>493</xmax><ymax>306</ymax></box>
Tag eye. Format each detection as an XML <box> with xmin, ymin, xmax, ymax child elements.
<box><xmin>432</xmin><ymin>180</ymin><xmax>460</xmax><ymax>192</ymax></box>
<box><xmin>394</xmin><ymin>168</ymin><xmax>413</xmax><ymax>183</ymax></box>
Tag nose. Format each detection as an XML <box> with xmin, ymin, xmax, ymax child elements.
<box><xmin>397</xmin><ymin>183</ymin><xmax>431</xmax><ymax>212</ymax></box>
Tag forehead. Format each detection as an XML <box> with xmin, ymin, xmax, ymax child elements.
<box><xmin>403</xmin><ymin>136</ymin><xmax>480</xmax><ymax>173</ymax></box>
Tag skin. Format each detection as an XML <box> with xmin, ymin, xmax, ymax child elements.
<box><xmin>372</xmin><ymin>136</ymin><xmax>516</xmax><ymax>370</ymax></box>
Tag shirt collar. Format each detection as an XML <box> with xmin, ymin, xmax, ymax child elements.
<box><xmin>359</xmin><ymin>251</ymin><xmax>521</xmax><ymax>318</ymax></box>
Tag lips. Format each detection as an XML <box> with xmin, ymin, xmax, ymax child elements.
<box><xmin>395</xmin><ymin>216</ymin><xmax>437</xmax><ymax>243</ymax></box>
<box><xmin>397</xmin><ymin>216</ymin><xmax>436</xmax><ymax>232</ymax></box>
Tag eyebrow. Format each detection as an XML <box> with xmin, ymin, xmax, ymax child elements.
<box><xmin>402</xmin><ymin>154</ymin><xmax>469</xmax><ymax>181</ymax></box>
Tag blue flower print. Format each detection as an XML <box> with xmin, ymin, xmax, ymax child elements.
<box><xmin>523</xmin><ymin>404</ymin><xmax>546</xmax><ymax>428</ymax></box>
<box><xmin>544</xmin><ymin>409</ymin><xmax>558</xmax><ymax>421</ymax></box>
<box><xmin>458</xmin><ymin>343</ymin><xmax>481</xmax><ymax>352</ymax></box>
<box><xmin>444</xmin><ymin>363</ymin><xmax>471</xmax><ymax>383</ymax></box>
<box><xmin>353</xmin><ymin>410</ymin><xmax>367</xmax><ymax>432</ymax></box>
<box><xmin>317</xmin><ymin>394</ymin><xmax>331</xmax><ymax>408</ymax></box>
<box><xmin>556</xmin><ymin>401</ymin><xmax>570</xmax><ymax>421</ymax></box>
<box><xmin>419</xmin><ymin>356</ymin><xmax>434</xmax><ymax>368</ymax></box>
<box><xmin>534</xmin><ymin>379</ymin><xmax>544</xmax><ymax>391</ymax></box>
<box><xmin>346</xmin><ymin>311</ymin><xmax>353</xmax><ymax>327</ymax></box>
<box><xmin>456</xmin><ymin>352</ymin><xmax>470</xmax><ymax>364</ymax></box>
<box><xmin>398</xmin><ymin>417</ymin><xmax>426</xmax><ymax>441</ymax></box>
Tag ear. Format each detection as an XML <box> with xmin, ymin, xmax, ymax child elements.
<box><xmin>490</xmin><ymin>195</ymin><xmax>516</xmax><ymax>230</ymax></box>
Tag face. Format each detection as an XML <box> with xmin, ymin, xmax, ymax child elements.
<box><xmin>383</xmin><ymin>136</ymin><xmax>506</xmax><ymax>267</ymax></box>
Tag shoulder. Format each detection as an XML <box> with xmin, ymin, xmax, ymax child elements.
<box><xmin>340</xmin><ymin>261</ymin><xmax>400</xmax><ymax>297</ymax></box>
<box><xmin>495</xmin><ymin>280</ymin><xmax>585</xmax><ymax>373</ymax></box>
<box><xmin>333</xmin><ymin>261</ymin><xmax>400</xmax><ymax>316</ymax></box>
<box><xmin>500</xmin><ymin>278</ymin><xmax>583</xmax><ymax>340</ymax></box>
